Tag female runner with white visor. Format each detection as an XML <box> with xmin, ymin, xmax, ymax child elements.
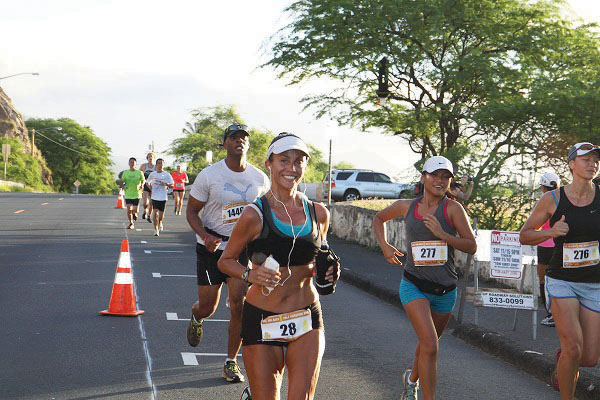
<box><xmin>520</xmin><ymin>142</ymin><xmax>600</xmax><ymax>399</ymax></box>
<box><xmin>373</xmin><ymin>155</ymin><xmax>476</xmax><ymax>400</ymax></box>
<box><xmin>218</xmin><ymin>132</ymin><xmax>340</xmax><ymax>400</ymax></box>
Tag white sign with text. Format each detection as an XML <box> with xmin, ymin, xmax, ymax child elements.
<box><xmin>490</xmin><ymin>231</ymin><xmax>523</xmax><ymax>279</ymax></box>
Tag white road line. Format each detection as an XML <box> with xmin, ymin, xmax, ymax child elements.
<box><xmin>41</xmin><ymin>202</ymin><xmax>49</xmax><ymax>205</ymax></box>
<box><xmin>181</xmin><ymin>352</ymin><xmax>230</xmax><ymax>366</ymax></box>
<box><xmin>166</xmin><ymin>312</ymin><xmax>228</xmax><ymax>322</ymax></box>
<box><xmin>125</xmin><ymin>230</ymin><xmax>157</xmax><ymax>400</ymax></box>
<box><xmin>152</xmin><ymin>272</ymin><xmax>195</xmax><ymax>278</ymax></box>
<box><xmin>144</xmin><ymin>250</ymin><xmax>184</xmax><ymax>254</ymax></box>
<box><xmin>136</xmin><ymin>229</ymin><xmax>142</xmax><ymax>231</ymax></box>
<box><xmin>141</xmin><ymin>241</ymin><xmax>147</xmax><ymax>244</ymax></box>
<box><xmin>14</xmin><ymin>210</ymin><xmax>25</xmax><ymax>214</ymax></box>
<box><xmin>58</xmin><ymin>198</ymin><xmax>64</xmax><ymax>200</ymax></box>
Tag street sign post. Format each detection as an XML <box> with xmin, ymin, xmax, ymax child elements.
<box><xmin>73</xmin><ymin>180</ymin><xmax>81</xmax><ymax>194</ymax></box>
<box><xmin>2</xmin><ymin>143</ymin><xmax>10</xmax><ymax>180</ymax></box>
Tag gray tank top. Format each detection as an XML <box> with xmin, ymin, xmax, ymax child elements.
<box><xmin>404</xmin><ymin>196</ymin><xmax>458</xmax><ymax>286</ymax></box>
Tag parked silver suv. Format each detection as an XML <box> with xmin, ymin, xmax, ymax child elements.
<box><xmin>322</xmin><ymin>169</ymin><xmax>413</xmax><ymax>201</ymax></box>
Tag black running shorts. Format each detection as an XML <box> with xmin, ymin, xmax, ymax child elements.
<box><xmin>125</xmin><ymin>198</ymin><xmax>140</xmax><ymax>206</ymax></box>
<box><xmin>537</xmin><ymin>246</ymin><xmax>554</xmax><ymax>266</ymax></box>
<box><xmin>196</xmin><ymin>243</ymin><xmax>249</xmax><ymax>286</ymax></box>
<box><xmin>152</xmin><ymin>200</ymin><xmax>166</xmax><ymax>212</ymax></box>
<box><xmin>241</xmin><ymin>301</ymin><xmax>324</xmax><ymax>347</ymax></box>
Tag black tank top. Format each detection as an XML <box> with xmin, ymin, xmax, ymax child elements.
<box><xmin>247</xmin><ymin>195</ymin><xmax>322</xmax><ymax>266</ymax></box>
<box><xmin>548</xmin><ymin>185</ymin><xmax>600</xmax><ymax>283</ymax></box>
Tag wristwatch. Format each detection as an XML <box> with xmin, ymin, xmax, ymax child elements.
<box><xmin>241</xmin><ymin>266</ymin><xmax>251</xmax><ymax>283</ymax></box>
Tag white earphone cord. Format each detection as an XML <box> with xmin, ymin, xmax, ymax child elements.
<box><xmin>262</xmin><ymin>174</ymin><xmax>308</xmax><ymax>296</ymax></box>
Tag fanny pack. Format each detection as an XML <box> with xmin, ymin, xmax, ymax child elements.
<box><xmin>403</xmin><ymin>271</ymin><xmax>456</xmax><ymax>296</ymax></box>
<box><xmin>205</xmin><ymin>227</ymin><xmax>230</xmax><ymax>242</ymax></box>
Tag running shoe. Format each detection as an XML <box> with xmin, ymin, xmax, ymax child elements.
<box><xmin>128</xmin><ymin>223</ymin><xmax>134</xmax><ymax>230</ymax></box>
<box><xmin>142</xmin><ymin>212</ymin><xmax>146</xmax><ymax>220</ymax></box>
<box><xmin>223</xmin><ymin>360</ymin><xmax>245</xmax><ymax>383</ymax></box>
<box><xmin>154</xmin><ymin>230</ymin><xmax>159</xmax><ymax>237</ymax></box>
<box><xmin>133</xmin><ymin>213</ymin><xmax>138</xmax><ymax>221</ymax></box>
<box><xmin>401</xmin><ymin>368</ymin><xmax>419</xmax><ymax>400</ymax></box>
<box><xmin>160</xmin><ymin>222</ymin><xmax>164</xmax><ymax>231</ymax></box>
<box><xmin>240</xmin><ymin>386</ymin><xmax>252</xmax><ymax>400</ymax></box>
<box><xmin>540</xmin><ymin>314</ymin><xmax>555</xmax><ymax>327</ymax></box>
<box><xmin>186</xmin><ymin>315</ymin><xmax>203</xmax><ymax>346</ymax></box>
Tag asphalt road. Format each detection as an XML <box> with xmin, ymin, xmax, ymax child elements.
<box><xmin>0</xmin><ymin>193</ymin><xmax>562</xmax><ymax>399</ymax></box>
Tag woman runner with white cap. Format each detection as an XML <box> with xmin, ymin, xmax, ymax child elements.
<box><xmin>536</xmin><ymin>171</ymin><xmax>561</xmax><ymax>327</ymax></box>
<box><xmin>373</xmin><ymin>155</ymin><xmax>476</xmax><ymax>400</ymax></box>
<box><xmin>520</xmin><ymin>142</ymin><xmax>600</xmax><ymax>399</ymax></box>
<box><xmin>219</xmin><ymin>132</ymin><xmax>340</xmax><ymax>400</ymax></box>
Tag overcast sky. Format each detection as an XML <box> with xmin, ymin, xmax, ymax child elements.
<box><xmin>0</xmin><ymin>0</ymin><xmax>597</xmax><ymax>181</ymax></box>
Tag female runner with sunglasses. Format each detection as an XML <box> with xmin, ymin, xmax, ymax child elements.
<box><xmin>520</xmin><ymin>142</ymin><xmax>600</xmax><ymax>399</ymax></box>
<box><xmin>373</xmin><ymin>155</ymin><xmax>476</xmax><ymax>400</ymax></box>
<box><xmin>218</xmin><ymin>133</ymin><xmax>340</xmax><ymax>400</ymax></box>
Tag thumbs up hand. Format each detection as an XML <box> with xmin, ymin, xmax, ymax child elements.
<box><xmin>551</xmin><ymin>215</ymin><xmax>569</xmax><ymax>237</ymax></box>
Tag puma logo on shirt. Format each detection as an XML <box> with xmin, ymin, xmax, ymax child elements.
<box><xmin>224</xmin><ymin>183</ymin><xmax>253</xmax><ymax>202</ymax></box>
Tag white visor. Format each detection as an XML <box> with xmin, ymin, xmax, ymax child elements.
<box><xmin>267</xmin><ymin>135</ymin><xmax>311</xmax><ymax>159</ymax></box>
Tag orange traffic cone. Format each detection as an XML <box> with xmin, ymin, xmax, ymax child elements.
<box><xmin>99</xmin><ymin>240</ymin><xmax>144</xmax><ymax>317</ymax></box>
<box><xmin>115</xmin><ymin>188</ymin><xmax>125</xmax><ymax>209</ymax></box>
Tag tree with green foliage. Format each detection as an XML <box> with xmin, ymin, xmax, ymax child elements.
<box><xmin>26</xmin><ymin>118</ymin><xmax>114</xmax><ymax>194</ymax></box>
<box><xmin>169</xmin><ymin>105</ymin><xmax>336</xmax><ymax>183</ymax></box>
<box><xmin>0</xmin><ymin>137</ymin><xmax>52</xmax><ymax>191</ymax></box>
<box><xmin>265</xmin><ymin>0</ymin><xmax>600</xmax><ymax>228</ymax></box>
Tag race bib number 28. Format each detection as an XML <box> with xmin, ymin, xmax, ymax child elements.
<box><xmin>222</xmin><ymin>202</ymin><xmax>248</xmax><ymax>225</ymax></box>
<box><xmin>261</xmin><ymin>309</ymin><xmax>312</xmax><ymax>342</ymax></box>
<box><xmin>563</xmin><ymin>241</ymin><xmax>600</xmax><ymax>268</ymax></box>
<box><xmin>411</xmin><ymin>240</ymin><xmax>448</xmax><ymax>266</ymax></box>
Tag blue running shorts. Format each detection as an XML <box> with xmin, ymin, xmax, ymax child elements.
<box><xmin>546</xmin><ymin>276</ymin><xmax>600</xmax><ymax>313</ymax></box>
<box><xmin>400</xmin><ymin>278</ymin><xmax>457</xmax><ymax>314</ymax></box>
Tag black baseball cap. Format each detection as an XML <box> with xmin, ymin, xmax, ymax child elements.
<box><xmin>223</xmin><ymin>124</ymin><xmax>249</xmax><ymax>143</ymax></box>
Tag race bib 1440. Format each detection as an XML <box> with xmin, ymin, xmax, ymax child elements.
<box><xmin>411</xmin><ymin>240</ymin><xmax>448</xmax><ymax>266</ymax></box>
<box><xmin>222</xmin><ymin>202</ymin><xmax>248</xmax><ymax>225</ymax></box>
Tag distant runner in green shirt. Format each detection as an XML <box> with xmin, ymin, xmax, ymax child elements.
<box><xmin>116</xmin><ymin>157</ymin><xmax>145</xmax><ymax>229</ymax></box>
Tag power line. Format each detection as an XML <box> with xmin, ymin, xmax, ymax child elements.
<box><xmin>34</xmin><ymin>131</ymin><xmax>95</xmax><ymax>158</ymax></box>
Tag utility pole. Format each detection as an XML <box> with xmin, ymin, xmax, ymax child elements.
<box><xmin>328</xmin><ymin>139</ymin><xmax>332</xmax><ymax>206</ymax></box>
<box><xmin>31</xmin><ymin>129</ymin><xmax>35</xmax><ymax>156</ymax></box>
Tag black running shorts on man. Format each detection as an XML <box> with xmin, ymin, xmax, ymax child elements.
<box><xmin>196</xmin><ymin>243</ymin><xmax>249</xmax><ymax>286</ymax></box>
<box><xmin>125</xmin><ymin>198</ymin><xmax>140</xmax><ymax>206</ymax></box>
<box><xmin>152</xmin><ymin>200</ymin><xmax>166</xmax><ymax>212</ymax></box>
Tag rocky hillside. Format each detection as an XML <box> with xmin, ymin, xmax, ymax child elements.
<box><xmin>0</xmin><ymin>86</ymin><xmax>52</xmax><ymax>185</ymax></box>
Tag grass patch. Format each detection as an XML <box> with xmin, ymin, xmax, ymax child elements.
<box><xmin>344</xmin><ymin>199</ymin><xmax>397</xmax><ymax>211</ymax></box>
<box><xmin>0</xmin><ymin>185</ymin><xmax>33</xmax><ymax>193</ymax></box>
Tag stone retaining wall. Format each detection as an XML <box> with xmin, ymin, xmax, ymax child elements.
<box><xmin>0</xmin><ymin>179</ymin><xmax>25</xmax><ymax>188</ymax></box>
<box><xmin>329</xmin><ymin>203</ymin><xmax>534</xmax><ymax>292</ymax></box>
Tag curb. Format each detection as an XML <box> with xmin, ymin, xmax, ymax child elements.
<box><xmin>340</xmin><ymin>268</ymin><xmax>600</xmax><ymax>400</ymax></box>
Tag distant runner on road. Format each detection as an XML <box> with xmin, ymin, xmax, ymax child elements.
<box><xmin>116</xmin><ymin>157</ymin><xmax>145</xmax><ymax>230</ymax></box>
<box><xmin>171</xmin><ymin>165</ymin><xmax>189</xmax><ymax>215</ymax></box>
<box><xmin>373</xmin><ymin>155</ymin><xmax>476</xmax><ymax>400</ymax></box>
<box><xmin>140</xmin><ymin>152</ymin><xmax>156</xmax><ymax>223</ymax></box>
<box><xmin>147</xmin><ymin>158</ymin><xmax>174</xmax><ymax>237</ymax></box>
<box><xmin>185</xmin><ymin>124</ymin><xmax>269</xmax><ymax>384</ymax></box>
